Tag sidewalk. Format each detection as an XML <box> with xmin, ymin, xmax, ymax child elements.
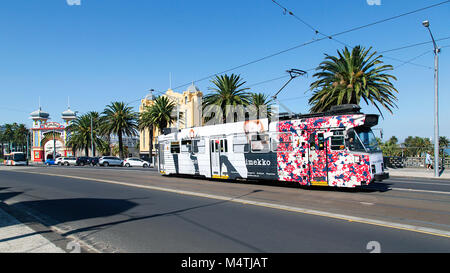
<box><xmin>0</xmin><ymin>207</ymin><xmax>65</xmax><ymax>253</ymax></box>
<box><xmin>387</xmin><ymin>167</ymin><xmax>450</xmax><ymax>180</ymax></box>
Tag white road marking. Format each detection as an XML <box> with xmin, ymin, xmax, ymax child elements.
<box><xmin>391</xmin><ymin>187</ymin><xmax>450</xmax><ymax>195</ymax></box>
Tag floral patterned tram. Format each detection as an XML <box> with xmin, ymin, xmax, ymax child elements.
<box><xmin>157</xmin><ymin>105</ymin><xmax>389</xmax><ymax>188</ymax></box>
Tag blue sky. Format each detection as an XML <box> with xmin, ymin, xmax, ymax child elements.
<box><xmin>0</xmin><ymin>0</ymin><xmax>449</xmax><ymax>142</ymax></box>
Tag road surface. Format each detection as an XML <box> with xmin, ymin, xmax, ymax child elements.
<box><xmin>0</xmin><ymin>166</ymin><xmax>449</xmax><ymax>252</ymax></box>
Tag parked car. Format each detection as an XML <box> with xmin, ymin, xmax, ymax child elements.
<box><xmin>54</xmin><ymin>157</ymin><xmax>63</xmax><ymax>165</ymax></box>
<box><xmin>88</xmin><ymin>157</ymin><xmax>100</xmax><ymax>166</ymax></box>
<box><xmin>44</xmin><ymin>159</ymin><xmax>55</xmax><ymax>166</ymax></box>
<box><xmin>76</xmin><ymin>156</ymin><xmax>90</xmax><ymax>166</ymax></box>
<box><xmin>58</xmin><ymin>157</ymin><xmax>77</xmax><ymax>166</ymax></box>
<box><xmin>123</xmin><ymin>158</ymin><xmax>150</xmax><ymax>168</ymax></box>
<box><xmin>99</xmin><ymin>156</ymin><xmax>123</xmax><ymax>167</ymax></box>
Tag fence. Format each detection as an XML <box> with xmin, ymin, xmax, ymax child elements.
<box><xmin>384</xmin><ymin>156</ymin><xmax>450</xmax><ymax>169</ymax></box>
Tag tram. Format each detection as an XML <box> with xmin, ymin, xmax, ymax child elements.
<box><xmin>156</xmin><ymin>104</ymin><xmax>389</xmax><ymax>188</ymax></box>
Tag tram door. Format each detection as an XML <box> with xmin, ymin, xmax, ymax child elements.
<box><xmin>210</xmin><ymin>138</ymin><xmax>229</xmax><ymax>179</ymax></box>
<box><xmin>158</xmin><ymin>142</ymin><xmax>166</xmax><ymax>173</ymax></box>
<box><xmin>308</xmin><ymin>131</ymin><xmax>328</xmax><ymax>186</ymax></box>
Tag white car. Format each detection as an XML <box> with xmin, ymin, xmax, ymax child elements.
<box><xmin>58</xmin><ymin>157</ymin><xmax>77</xmax><ymax>166</ymax></box>
<box><xmin>54</xmin><ymin>157</ymin><xmax>63</xmax><ymax>165</ymax></box>
<box><xmin>99</xmin><ymin>156</ymin><xmax>123</xmax><ymax>167</ymax></box>
<box><xmin>123</xmin><ymin>158</ymin><xmax>150</xmax><ymax>168</ymax></box>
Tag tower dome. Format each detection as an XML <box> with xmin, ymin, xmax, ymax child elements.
<box><xmin>30</xmin><ymin>107</ymin><xmax>50</xmax><ymax>120</ymax></box>
<box><xmin>61</xmin><ymin>107</ymin><xmax>76</xmax><ymax>120</ymax></box>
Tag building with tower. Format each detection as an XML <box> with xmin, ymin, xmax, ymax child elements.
<box><xmin>30</xmin><ymin>105</ymin><xmax>77</xmax><ymax>162</ymax></box>
<box><xmin>139</xmin><ymin>83</ymin><xmax>203</xmax><ymax>160</ymax></box>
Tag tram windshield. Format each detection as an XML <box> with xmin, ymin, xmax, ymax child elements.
<box><xmin>347</xmin><ymin>127</ymin><xmax>381</xmax><ymax>153</ymax></box>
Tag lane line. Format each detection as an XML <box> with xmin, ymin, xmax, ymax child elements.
<box><xmin>388</xmin><ymin>179</ymin><xmax>450</xmax><ymax>187</ymax></box>
<box><xmin>391</xmin><ymin>188</ymin><xmax>450</xmax><ymax>195</ymax></box>
<box><xmin>4</xmin><ymin>169</ymin><xmax>450</xmax><ymax>239</ymax></box>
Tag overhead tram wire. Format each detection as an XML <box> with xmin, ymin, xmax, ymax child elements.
<box><xmin>270</xmin><ymin>0</ymin><xmax>437</xmax><ymax>69</ymax></box>
<box><xmin>125</xmin><ymin>36</ymin><xmax>448</xmax><ymax>106</ymax></box>
<box><xmin>395</xmin><ymin>50</ymin><xmax>432</xmax><ymax>69</ymax></box>
<box><xmin>379</xmin><ymin>36</ymin><xmax>450</xmax><ymax>54</ymax></box>
<box><xmin>270</xmin><ymin>0</ymin><xmax>350</xmax><ymax>48</ymax></box>
<box><xmin>170</xmin><ymin>0</ymin><xmax>450</xmax><ymax>92</ymax></box>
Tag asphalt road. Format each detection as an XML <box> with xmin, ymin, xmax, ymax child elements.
<box><xmin>0</xmin><ymin>166</ymin><xmax>449</xmax><ymax>252</ymax></box>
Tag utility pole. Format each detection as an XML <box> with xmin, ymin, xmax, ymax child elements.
<box><xmin>53</xmin><ymin>128</ymin><xmax>56</xmax><ymax>160</ymax></box>
<box><xmin>90</xmin><ymin>114</ymin><xmax>94</xmax><ymax>157</ymax></box>
<box><xmin>422</xmin><ymin>20</ymin><xmax>440</xmax><ymax>177</ymax></box>
<box><xmin>26</xmin><ymin>129</ymin><xmax>30</xmax><ymax>165</ymax></box>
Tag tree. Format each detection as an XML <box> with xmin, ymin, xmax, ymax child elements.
<box><xmin>14</xmin><ymin>124</ymin><xmax>28</xmax><ymax>152</ymax></box>
<box><xmin>439</xmin><ymin>136</ymin><xmax>449</xmax><ymax>148</ymax></box>
<box><xmin>139</xmin><ymin>105</ymin><xmax>155</xmax><ymax>162</ymax></box>
<box><xmin>147</xmin><ymin>96</ymin><xmax>178</xmax><ymax>134</ymax></box>
<box><xmin>0</xmin><ymin>126</ymin><xmax>5</xmax><ymax>157</ymax></box>
<box><xmin>380</xmin><ymin>136</ymin><xmax>401</xmax><ymax>157</ymax></box>
<box><xmin>101</xmin><ymin>102</ymin><xmax>138</xmax><ymax>159</ymax></box>
<box><xmin>248</xmin><ymin>92</ymin><xmax>274</xmax><ymax>120</ymax></box>
<box><xmin>67</xmin><ymin>113</ymin><xmax>103</xmax><ymax>157</ymax></box>
<box><xmin>403</xmin><ymin>136</ymin><xmax>432</xmax><ymax>157</ymax></box>
<box><xmin>203</xmin><ymin>74</ymin><xmax>251</xmax><ymax>123</ymax></box>
<box><xmin>309</xmin><ymin>46</ymin><xmax>398</xmax><ymax>117</ymax></box>
<box><xmin>112</xmin><ymin>144</ymin><xmax>128</xmax><ymax>158</ymax></box>
<box><xmin>3</xmin><ymin>123</ymin><xmax>15</xmax><ymax>153</ymax></box>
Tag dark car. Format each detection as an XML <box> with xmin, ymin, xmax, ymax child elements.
<box><xmin>88</xmin><ymin>157</ymin><xmax>100</xmax><ymax>166</ymax></box>
<box><xmin>76</xmin><ymin>156</ymin><xmax>90</xmax><ymax>166</ymax></box>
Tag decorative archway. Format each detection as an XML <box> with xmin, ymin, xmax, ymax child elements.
<box><xmin>41</xmin><ymin>135</ymin><xmax>68</xmax><ymax>160</ymax></box>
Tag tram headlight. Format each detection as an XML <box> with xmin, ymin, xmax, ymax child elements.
<box><xmin>353</xmin><ymin>156</ymin><xmax>360</xmax><ymax>163</ymax></box>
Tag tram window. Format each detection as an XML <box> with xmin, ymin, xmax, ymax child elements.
<box><xmin>233</xmin><ymin>134</ymin><xmax>249</xmax><ymax>153</ymax></box>
<box><xmin>251</xmin><ymin>133</ymin><xmax>270</xmax><ymax>153</ymax></box>
<box><xmin>215</xmin><ymin>141</ymin><xmax>220</xmax><ymax>152</ymax></box>
<box><xmin>170</xmin><ymin>142</ymin><xmax>180</xmax><ymax>154</ymax></box>
<box><xmin>181</xmin><ymin>140</ymin><xmax>192</xmax><ymax>153</ymax></box>
<box><xmin>223</xmin><ymin>139</ymin><xmax>228</xmax><ymax>153</ymax></box>
<box><xmin>308</xmin><ymin>133</ymin><xmax>315</xmax><ymax>146</ymax></box>
<box><xmin>233</xmin><ymin>144</ymin><xmax>249</xmax><ymax>153</ymax></box>
<box><xmin>331</xmin><ymin>130</ymin><xmax>345</xmax><ymax>150</ymax></box>
<box><xmin>346</xmin><ymin>129</ymin><xmax>365</xmax><ymax>152</ymax></box>
<box><xmin>193</xmin><ymin>139</ymin><xmax>205</xmax><ymax>154</ymax></box>
<box><xmin>220</xmin><ymin>140</ymin><xmax>224</xmax><ymax>152</ymax></box>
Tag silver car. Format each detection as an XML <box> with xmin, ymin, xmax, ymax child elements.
<box><xmin>99</xmin><ymin>156</ymin><xmax>123</xmax><ymax>167</ymax></box>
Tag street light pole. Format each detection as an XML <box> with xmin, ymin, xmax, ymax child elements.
<box><xmin>90</xmin><ymin>114</ymin><xmax>94</xmax><ymax>157</ymax></box>
<box><xmin>422</xmin><ymin>20</ymin><xmax>440</xmax><ymax>177</ymax></box>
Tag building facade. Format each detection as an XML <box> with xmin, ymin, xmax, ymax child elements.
<box><xmin>30</xmin><ymin>106</ymin><xmax>77</xmax><ymax>162</ymax></box>
<box><xmin>139</xmin><ymin>83</ymin><xmax>203</xmax><ymax>159</ymax></box>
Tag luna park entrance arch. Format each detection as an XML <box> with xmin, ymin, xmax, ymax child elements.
<box><xmin>42</xmin><ymin>137</ymin><xmax>65</xmax><ymax>160</ymax></box>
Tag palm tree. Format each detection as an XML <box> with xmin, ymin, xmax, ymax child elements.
<box><xmin>101</xmin><ymin>102</ymin><xmax>138</xmax><ymax>159</ymax></box>
<box><xmin>148</xmin><ymin>96</ymin><xmax>178</xmax><ymax>134</ymax></box>
<box><xmin>439</xmin><ymin>136</ymin><xmax>449</xmax><ymax>148</ymax></box>
<box><xmin>309</xmin><ymin>46</ymin><xmax>398</xmax><ymax>117</ymax></box>
<box><xmin>380</xmin><ymin>136</ymin><xmax>401</xmax><ymax>157</ymax></box>
<box><xmin>3</xmin><ymin>123</ymin><xmax>15</xmax><ymax>153</ymax></box>
<box><xmin>248</xmin><ymin>92</ymin><xmax>274</xmax><ymax>120</ymax></box>
<box><xmin>13</xmin><ymin>124</ymin><xmax>28</xmax><ymax>152</ymax></box>
<box><xmin>203</xmin><ymin>73</ymin><xmax>251</xmax><ymax>123</ymax></box>
<box><xmin>67</xmin><ymin>113</ymin><xmax>102</xmax><ymax>157</ymax></box>
<box><xmin>139</xmin><ymin>105</ymin><xmax>156</xmax><ymax>163</ymax></box>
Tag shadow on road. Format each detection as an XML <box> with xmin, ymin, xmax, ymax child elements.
<box><xmin>0</xmin><ymin>186</ymin><xmax>265</xmax><ymax>251</ymax></box>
